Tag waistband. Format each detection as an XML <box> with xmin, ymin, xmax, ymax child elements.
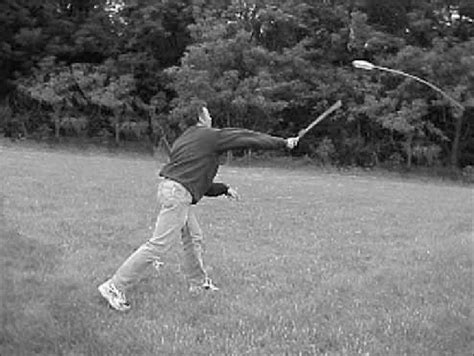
<box><xmin>159</xmin><ymin>178</ymin><xmax>192</xmax><ymax>201</ymax></box>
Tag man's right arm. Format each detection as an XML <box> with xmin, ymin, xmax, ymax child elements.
<box><xmin>216</xmin><ymin>128</ymin><xmax>288</xmax><ymax>152</ymax></box>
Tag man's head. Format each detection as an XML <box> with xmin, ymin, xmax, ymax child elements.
<box><xmin>197</xmin><ymin>106</ymin><xmax>212</xmax><ymax>128</ymax></box>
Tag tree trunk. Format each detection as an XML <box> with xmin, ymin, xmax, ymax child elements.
<box><xmin>226</xmin><ymin>112</ymin><xmax>232</xmax><ymax>164</ymax></box>
<box><xmin>55</xmin><ymin>117</ymin><xmax>60</xmax><ymax>138</ymax></box>
<box><xmin>405</xmin><ymin>133</ymin><xmax>413</xmax><ymax>169</ymax></box>
<box><xmin>373</xmin><ymin>143</ymin><xmax>380</xmax><ymax>167</ymax></box>
<box><xmin>147</xmin><ymin>110</ymin><xmax>155</xmax><ymax>155</ymax></box>
<box><xmin>450</xmin><ymin>111</ymin><xmax>464</xmax><ymax>167</ymax></box>
<box><xmin>246</xmin><ymin>149</ymin><xmax>252</xmax><ymax>165</ymax></box>
<box><xmin>115</xmin><ymin>122</ymin><xmax>120</xmax><ymax>145</ymax></box>
<box><xmin>226</xmin><ymin>150</ymin><xmax>233</xmax><ymax>164</ymax></box>
<box><xmin>20</xmin><ymin>121</ymin><xmax>28</xmax><ymax>138</ymax></box>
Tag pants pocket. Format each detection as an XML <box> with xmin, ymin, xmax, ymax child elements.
<box><xmin>158</xmin><ymin>180</ymin><xmax>191</xmax><ymax>206</ymax></box>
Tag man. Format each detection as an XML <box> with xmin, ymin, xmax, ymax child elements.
<box><xmin>99</xmin><ymin>106</ymin><xmax>299</xmax><ymax>311</ymax></box>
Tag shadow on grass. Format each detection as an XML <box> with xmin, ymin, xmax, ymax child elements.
<box><xmin>1</xmin><ymin>195</ymin><xmax>151</xmax><ymax>355</ymax></box>
<box><xmin>0</xmin><ymin>195</ymin><xmax>107</xmax><ymax>355</ymax></box>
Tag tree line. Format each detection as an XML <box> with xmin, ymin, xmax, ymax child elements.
<box><xmin>1</xmin><ymin>0</ymin><xmax>473</xmax><ymax>168</ymax></box>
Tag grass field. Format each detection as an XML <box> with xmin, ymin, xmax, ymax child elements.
<box><xmin>1</xmin><ymin>142</ymin><xmax>472</xmax><ymax>355</ymax></box>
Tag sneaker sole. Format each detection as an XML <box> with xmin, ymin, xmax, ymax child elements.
<box><xmin>98</xmin><ymin>284</ymin><xmax>130</xmax><ymax>312</ymax></box>
<box><xmin>189</xmin><ymin>287</ymin><xmax>219</xmax><ymax>295</ymax></box>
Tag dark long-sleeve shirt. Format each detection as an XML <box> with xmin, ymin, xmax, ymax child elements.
<box><xmin>159</xmin><ymin>126</ymin><xmax>286</xmax><ymax>203</ymax></box>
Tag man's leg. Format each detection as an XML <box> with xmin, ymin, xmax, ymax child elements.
<box><xmin>181</xmin><ymin>207</ymin><xmax>206</xmax><ymax>287</ymax></box>
<box><xmin>109</xmin><ymin>180</ymin><xmax>191</xmax><ymax>291</ymax></box>
<box><xmin>182</xmin><ymin>208</ymin><xmax>219</xmax><ymax>292</ymax></box>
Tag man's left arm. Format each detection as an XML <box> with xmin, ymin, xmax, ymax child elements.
<box><xmin>204</xmin><ymin>182</ymin><xmax>240</xmax><ymax>200</ymax></box>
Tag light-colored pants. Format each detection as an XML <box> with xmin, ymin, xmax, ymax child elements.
<box><xmin>111</xmin><ymin>179</ymin><xmax>207</xmax><ymax>290</ymax></box>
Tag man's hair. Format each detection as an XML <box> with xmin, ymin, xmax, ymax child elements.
<box><xmin>178</xmin><ymin>101</ymin><xmax>207</xmax><ymax>130</ymax></box>
<box><xmin>195</xmin><ymin>103</ymin><xmax>207</xmax><ymax>117</ymax></box>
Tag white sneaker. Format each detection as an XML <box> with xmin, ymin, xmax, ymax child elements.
<box><xmin>152</xmin><ymin>260</ymin><xmax>164</xmax><ymax>272</ymax></box>
<box><xmin>189</xmin><ymin>277</ymin><xmax>219</xmax><ymax>294</ymax></box>
<box><xmin>203</xmin><ymin>277</ymin><xmax>219</xmax><ymax>291</ymax></box>
<box><xmin>98</xmin><ymin>279</ymin><xmax>130</xmax><ymax>311</ymax></box>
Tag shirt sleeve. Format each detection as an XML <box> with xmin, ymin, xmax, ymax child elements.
<box><xmin>204</xmin><ymin>182</ymin><xmax>229</xmax><ymax>197</ymax></box>
<box><xmin>216</xmin><ymin>128</ymin><xmax>287</xmax><ymax>152</ymax></box>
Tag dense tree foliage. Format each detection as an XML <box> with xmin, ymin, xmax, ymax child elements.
<box><xmin>1</xmin><ymin>0</ymin><xmax>473</xmax><ymax>168</ymax></box>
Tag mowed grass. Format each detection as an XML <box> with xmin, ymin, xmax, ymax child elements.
<box><xmin>1</xmin><ymin>142</ymin><xmax>472</xmax><ymax>356</ymax></box>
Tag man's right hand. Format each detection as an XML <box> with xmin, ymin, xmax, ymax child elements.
<box><xmin>286</xmin><ymin>137</ymin><xmax>300</xmax><ymax>149</ymax></box>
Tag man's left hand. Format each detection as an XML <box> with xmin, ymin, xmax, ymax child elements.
<box><xmin>226</xmin><ymin>186</ymin><xmax>241</xmax><ymax>201</ymax></box>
